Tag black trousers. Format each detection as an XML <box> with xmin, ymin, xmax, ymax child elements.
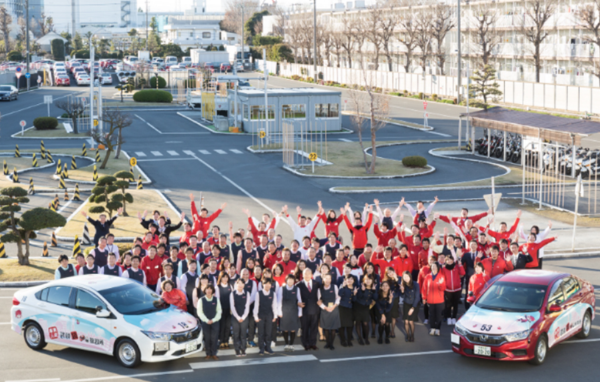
<box><xmin>147</xmin><ymin>284</ymin><xmax>157</xmax><ymax>292</ymax></box>
<box><xmin>247</xmin><ymin>304</ymin><xmax>256</xmax><ymax>341</ymax></box>
<box><xmin>257</xmin><ymin>314</ymin><xmax>274</xmax><ymax>352</ymax></box>
<box><xmin>231</xmin><ymin>317</ymin><xmax>248</xmax><ymax>354</ymax></box>
<box><xmin>201</xmin><ymin>321</ymin><xmax>220</xmax><ymax>356</ymax></box>
<box><xmin>428</xmin><ymin>303</ymin><xmax>444</xmax><ymax>330</ymax></box>
<box><xmin>423</xmin><ymin>304</ymin><xmax>429</xmax><ymax>320</ymax></box>
<box><xmin>538</xmin><ymin>259</ymin><xmax>543</xmax><ymax>269</ymax></box>
<box><xmin>300</xmin><ymin>313</ymin><xmax>319</xmax><ymax>348</ymax></box>
<box><xmin>219</xmin><ymin>312</ymin><xmax>231</xmax><ymax>344</ymax></box>
<box><xmin>444</xmin><ymin>291</ymin><xmax>461</xmax><ymax>319</ymax></box>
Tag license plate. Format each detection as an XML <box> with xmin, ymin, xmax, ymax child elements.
<box><xmin>474</xmin><ymin>345</ymin><xmax>491</xmax><ymax>356</ymax></box>
<box><xmin>451</xmin><ymin>333</ymin><xmax>461</xmax><ymax>346</ymax></box>
<box><xmin>185</xmin><ymin>341</ymin><xmax>196</xmax><ymax>353</ymax></box>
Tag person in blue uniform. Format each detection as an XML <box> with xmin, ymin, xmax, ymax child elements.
<box><xmin>253</xmin><ymin>278</ymin><xmax>278</xmax><ymax>355</ymax></box>
<box><xmin>54</xmin><ymin>254</ymin><xmax>76</xmax><ymax>279</ymax></box>
<box><xmin>78</xmin><ymin>254</ymin><xmax>99</xmax><ymax>275</ymax></box>
<box><xmin>338</xmin><ymin>275</ymin><xmax>357</xmax><ymax>347</ymax></box>
<box><xmin>122</xmin><ymin>256</ymin><xmax>146</xmax><ymax>286</ymax></box>
<box><xmin>99</xmin><ymin>253</ymin><xmax>122</xmax><ymax>276</ymax></box>
<box><xmin>198</xmin><ymin>284</ymin><xmax>222</xmax><ymax>360</ymax></box>
<box><xmin>229</xmin><ymin>278</ymin><xmax>251</xmax><ymax>357</ymax></box>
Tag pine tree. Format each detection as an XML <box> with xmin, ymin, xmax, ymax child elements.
<box><xmin>470</xmin><ymin>64</ymin><xmax>503</xmax><ymax>111</ymax></box>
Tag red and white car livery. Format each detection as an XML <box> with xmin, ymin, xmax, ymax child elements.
<box><xmin>452</xmin><ymin>270</ymin><xmax>595</xmax><ymax>365</ymax></box>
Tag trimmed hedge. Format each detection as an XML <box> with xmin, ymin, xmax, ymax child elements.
<box><xmin>33</xmin><ymin>117</ymin><xmax>59</xmax><ymax>130</ymax></box>
<box><xmin>149</xmin><ymin>76</ymin><xmax>166</xmax><ymax>88</ymax></box>
<box><xmin>402</xmin><ymin>155</ymin><xmax>428</xmax><ymax>167</ymax></box>
<box><xmin>132</xmin><ymin>90</ymin><xmax>173</xmax><ymax>103</ymax></box>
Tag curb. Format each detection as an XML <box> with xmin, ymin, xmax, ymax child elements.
<box><xmin>177</xmin><ymin>112</ymin><xmax>244</xmax><ymax>135</ymax></box>
<box><xmin>342</xmin><ymin>111</ymin><xmax>434</xmax><ymax>132</ymax></box>
<box><xmin>284</xmin><ymin>164</ymin><xmax>435</xmax><ymax>179</ymax></box>
<box><xmin>246</xmin><ymin>146</ymin><xmax>283</xmax><ymax>154</ymax></box>
<box><xmin>11</xmin><ymin>126</ymin><xmax>90</xmax><ymax>140</ymax></box>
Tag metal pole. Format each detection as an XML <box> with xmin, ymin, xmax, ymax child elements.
<box><xmin>264</xmin><ymin>49</ymin><xmax>268</xmax><ymax>142</ymax></box>
<box><xmin>146</xmin><ymin>0</ymin><xmax>149</xmax><ymax>51</ymax></box>
<box><xmin>26</xmin><ymin>0</ymin><xmax>30</xmax><ymax>91</ymax></box>
<box><xmin>90</xmin><ymin>42</ymin><xmax>94</xmax><ymax>132</ymax></box>
<box><xmin>457</xmin><ymin>0</ymin><xmax>461</xmax><ymax>103</ymax></box>
<box><xmin>458</xmin><ymin>117</ymin><xmax>462</xmax><ymax>148</ymax></box>
<box><xmin>241</xmin><ymin>6</ymin><xmax>244</xmax><ymax>71</ymax></box>
<box><xmin>572</xmin><ymin>175</ymin><xmax>581</xmax><ymax>252</ymax></box>
<box><xmin>72</xmin><ymin>0</ymin><xmax>76</xmax><ymax>39</ymax></box>
<box><xmin>538</xmin><ymin>141</ymin><xmax>543</xmax><ymax>209</ymax></box>
<box><xmin>503</xmin><ymin>131</ymin><xmax>507</xmax><ymax>161</ymax></box>
<box><xmin>313</xmin><ymin>0</ymin><xmax>317</xmax><ymax>84</ymax></box>
<box><xmin>487</xmin><ymin>128</ymin><xmax>491</xmax><ymax>157</ymax></box>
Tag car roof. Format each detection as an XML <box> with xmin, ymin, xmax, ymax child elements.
<box><xmin>49</xmin><ymin>274</ymin><xmax>133</xmax><ymax>291</ymax></box>
<box><xmin>497</xmin><ymin>270</ymin><xmax>569</xmax><ymax>286</ymax></box>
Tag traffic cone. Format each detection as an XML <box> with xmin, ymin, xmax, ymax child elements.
<box><xmin>51</xmin><ymin>232</ymin><xmax>58</xmax><ymax>247</ymax></box>
<box><xmin>82</xmin><ymin>223</ymin><xmax>91</xmax><ymax>245</ymax></box>
<box><xmin>137</xmin><ymin>175</ymin><xmax>143</xmax><ymax>189</ymax></box>
<box><xmin>0</xmin><ymin>242</ymin><xmax>5</xmax><ymax>258</ymax></box>
<box><xmin>3</xmin><ymin>159</ymin><xmax>7</xmax><ymax>175</ymax></box>
<box><xmin>15</xmin><ymin>144</ymin><xmax>20</xmax><ymax>158</ymax></box>
<box><xmin>49</xmin><ymin>201</ymin><xmax>55</xmax><ymax>211</ymax></box>
<box><xmin>64</xmin><ymin>188</ymin><xmax>69</xmax><ymax>201</ymax></box>
<box><xmin>71</xmin><ymin>156</ymin><xmax>77</xmax><ymax>170</ymax></box>
<box><xmin>93</xmin><ymin>164</ymin><xmax>98</xmax><ymax>181</ymax></box>
<box><xmin>46</xmin><ymin>150</ymin><xmax>53</xmax><ymax>163</ymax></box>
<box><xmin>58</xmin><ymin>175</ymin><xmax>66</xmax><ymax>189</ymax></box>
<box><xmin>72</xmin><ymin>235</ymin><xmax>82</xmax><ymax>257</ymax></box>
<box><xmin>95</xmin><ymin>151</ymin><xmax>100</xmax><ymax>163</ymax></box>
<box><xmin>63</xmin><ymin>163</ymin><xmax>69</xmax><ymax>179</ymax></box>
<box><xmin>53</xmin><ymin>195</ymin><xmax>60</xmax><ymax>209</ymax></box>
<box><xmin>41</xmin><ymin>149</ymin><xmax>46</xmax><ymax>160</ymax></box>
<box><xmin>32</xmin><ymin>153</ymin><xmax>38</xmax><ymax>167</ymax></box>
<box><xmin>82</xmin><ymin>143</ymin><xmax>87</xmax><ymax>156</ymax></box>
<box><xmin>28</xmin><ymin>177</ymin><xmax>34</xmax><ymax>195</ymax></box>
<box><xmin>12</xmin><ymin>167</ymin><xmax>18</xmax><ymax>183</ymax></box>
<box><xmin>40</xmin><ymin>140</ymin><xmax>46</xmax><ymax>155</ymax></box>
<box><xmin>55</xmin><ymin>159</ymin><xmax>62</xmax><ymax>174</ymax></box>
<box><xmin>129</xmin><ymin>166</ymin><xmax>134</xmax><ymax>176</ymax></box>
<box><xmin>73</xmin><ymin>184</ymin><xmax>81</xmax><ymax>201</ymax></box>
<box><xmin>42</xmin><ymin>241</ymin><xmax>48</xmax><ymax>257</ymax></box>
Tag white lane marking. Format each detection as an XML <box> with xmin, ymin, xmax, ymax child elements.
<box><xmin>214</xmin><ymin>149</ymin><xmax>227</xmax><ymax>154</ymax></box>
<box><xmin>57</xmin><ymin>199</ymin><xmax>73</xmax><ymax>214</ymax></box>
<box><xmin>44</xmin><ymin>370</ymin><xmax>192</xmax><ymax>382</ymax></box>
<box><xmin>167</xmin><ymin>150</ymin><xmax>179</xmax><ymax>156</ymax></box>
<box><xmin>134</xmin><ymin>114</ymin><xmax>146</xmax><ymax>122</ymax></box>
<box><xmin>135</xmin><ymin>152</ymin><xmax>146</xmax><ymax>157</ymax></box>
<box><xmin>136</xmin><ymin>158</ymin><xmax>189</xmax><ymax>162</ymax></box>
<box><xmin>187</xmin><ymin>345</ymin><xmax>305</xmax><ymax>358</ymax></box>
<box><xmin>0</xmin><ymin>322</ymin><xmax>12</xmax><ymax>325</ymax></box>
<box><xmin>320</xmin><ymin>350</ymin><xmax>453</xmax><ymax>363</ymax></box>
<box><xmin>230</xmin><ymin>149</ymin><xmax>243</xmax><ymax>154</ymax></box>
<box><xmin>338</xmin><ymin>138</ymin><xmax>353</xmax><ymax>142</ymax></box>
<box><xmin>151</xmin><ymin>151</ymin><xmax>162</xmax><ymax>156</ymax></box>
<box><xmin>183</xmin><ymin>150</ymin><xmax>195</xmax><ymax>155</ymax></box>
<box><xmin>562</xmin><ymin>338</ymin><xmax>600</xmax><ymax>344</ymax></box>
<box><xmin>426</xmin><ymin>130</ymin><xmax>452</xmax><ymax>137</ymax></box>
<box><xmin>199</xmin><ymin>150</ymin><xmax>211</xmax><ymax>155</ymax></box>
<box><xmin>6</xmin><ymin>379</ymin><xmax>61</xmax><ymax>382</ymax></box>
<box><xmin>189</xmin><ymin>355</ymin><xmax>317</xmax><ymax>370</ymax></box>
<box><xmin>146</xmin><ymin>122</ymin><xmax>162</xmax><ymax>134</ymax></box>
<box><xmin>0</xmin><ymin>296</ymin><xmax>14</xmax><ymax>298</ymax></box>
<box><xmin>2</xmin><ymin>93</ymin><xmax>75</xmax><ymax>117</ymax></box>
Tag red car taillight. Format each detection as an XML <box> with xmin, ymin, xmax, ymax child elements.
<box><xmin>12</xmin><ymin>297</ymin><xmax>20</xmax><ymax>306</ymax></box>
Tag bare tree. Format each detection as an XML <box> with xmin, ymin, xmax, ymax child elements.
<box><xmin>340</xmin><ymin>13</ymin><xmax>355</xmax><ymax>68</ymax></box>
<box><xmin>347</xmin><ymin>88</ymin><xmax>371</xmax><ymax>172</ymax></box>
<box><xmin>300</xmin><ymin>16</ymin><xmax>314</xmax><ymax>64</ymax></box>
<box><xmin>520</xmin><ymin>0</ymin><xmax>556</xmax><ymax>83</ymax></box>
<box><xmin>576</xmin><ymin>0</ymin><xmax>600</xmax><ymax>81</ymax></box>
<box><xmin>431</xmin><ymin>3</ymin><xmax>454</xmax><ymax>75</ymax></box>
<box><xmin>93</xmin><ymin>109</ymin><xmax>132</xmax><ymax>169</ymax></box>
<box><xmin>55</xmin><ymin>99</ymin><xmax>86</xmax><ymax>134</ymax></box>
<box><xmin>471</xmin><ymin>6</ymin><xmax>500</xmax><ymax>66</ymax></box>
<box><xmin>414</xmin><ymin>10</ymin><xmax>433</xmax><ymax>74</ymax></box>
<box><xmin>378</xmin><ymin>6</ymin><xmax>399</xmax><ymax>72</ymax></box>
<box><xmin>253</xmin><ymin>20</ymin><xmax>263</xmax><ymax>36</ymax></box>
<box><xmin>396</xmin><ymin>9</ymin><xmax>419</xmax><ymax>73</ymax></box>
<box><xmin>360</xmin><ymin>68</ymin><xmax>390</xmax><ymax>174</ymax></box>
<box><xmin>221</xmin><ymin>0</ymin><xmax>259</xmax><ymax>35</ymax></box>
<box><xmin>272</xmin><ymin>6</ymin><xmax>286</xmax><ymax>37</ymax></box>
<box><xmin>287</xmin><ymin>19</ymin><xmax>303</xmax><ymax>63</ymax></box>
<box><xmin>350</xmin><ymin>17</ymin><xmax>367</xmax><ymax>69</ymax></box>
<box><xmin>362</xmin><ymin>6</ymin><xmax>384</xmax><ymax>70</ymax></box>
<box><xmin>36</xmin><ymin>13</ymin><xmax>51</xmax><ymax>36</ymax></box>
<box><xmin>331</xmin><ymin>33</ymin><xmax>344</xmax><ymax>68</ymax></box>
<box><xmin>320</xmin><ymin>25</ymin><xmax>333</xmax><ymax>67</ymax></box>
<box><xmin>0</xmin><ymin>6</ymin><xmax>12</xmax><ymax>54</ymax></box>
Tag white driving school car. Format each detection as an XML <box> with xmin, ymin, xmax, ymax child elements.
<box><xmin>11</xmin><ymin>275</ymin><xmax>202</xmax><ymax>367</ymax></box>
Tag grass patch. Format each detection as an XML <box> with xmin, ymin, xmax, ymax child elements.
<box><xmin>60</xmin><ymin>189</ymin><xmax>182</xmax><ymax>239</ymax></box>
<box><xmin>18</xmin><ymin>123</ymin><xmax>89</xmax><ymax>138</ymax></box>
<box><xmin>250</xmin><ymin>143</ymin><xmax>283</xmax><ymax>151</ymax></box>
<box><xmin>0</xmin><ymin>155</ymin><xmax>44</xmax><ymax>171</ymax></box>
<box><xmin>503</xmin><ymin>198</ymin><xmax>600</xmax><ymax>228</ymax></box>
<box><xmin>0</xmin><ymin>258</ymin><xmax>57</xmax><ymax>281</ymax></box>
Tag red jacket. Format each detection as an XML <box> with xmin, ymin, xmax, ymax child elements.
<box><xmin>317</xmin><ymin>213</ymin><xmax>344</xmax><ymax>237</ymax></box>
<box><xmin>248</xmin><ymin>217</ymin><xmax>276</xmax><ymax>245</ymax></box>
<box><xmin>191</xmin><ymin>201</ymin><xmax>222</xmax><ymax>238</ymax></box>
<box><xmin>331</xmin><ymin>260</ymin><xmax>346</xmax><ymax>275</ymax></box>
<box><xmin>520</xmin><ymin>238</ymin><xmax>555</xmax><ymax>268</ymax></box>
<box><xmin>477</xmin><ymin>256</ymin><xmax>514</xmax><ymax>278</ymax></box>
<box><xmin>276</xmin><ymin>260</ymin><xmax>297</xmax><ymax>275</ymax></box>
<box><xmin>487</xmin><ymin>218</ymin><xmax>520</xmax><ymax>242</ymax></box>
<box><xmin>162</xmin><ymin>288</ymin><xmax>187</xmax><ymax>311</ymax></box>
<box><xmin>440</xmin><ymin>211</ymin><xmax>488</xmax><ymax>228</ymax></box>
<box><xmin>342</xmin><ymin>213</ymin><xmax>373</xmax><ymax>250</ymax></box>
<box><xmin>373</xmin><ymin>225</ymin><xmax>397</xmax><ymax>247</ymax></box>
<box><xmin>263</xmin><ymin>251</ymin><xmax>282</xmax><ymax>271</ymax></box>
<box><xmin>406</xmin><ymin>243</ymin><xmax>422</xmax><ymax>270</ymax></box>
<box><xmin>467</xmin><ymin>273</ymin><xmax>490</xmax><ymax>303</ymax></box>
<box><xmin>397</xmin><ymin>255</ymin><xmax>414</xmax><ymax>276</ymax></box>
<box><xmin>441</xmin><ymin>264</ymin><xmax>465</xmax><ymax>292</ymax></box>
<box><xmin>422</xmin><ymin>272</ymin><xmax>446</xmax><ymax>304</ymax></box>
<box><xmin>417</xmin><ymin>249</ymin><xmax>431</xmax><ymax>269</ymax></box>
<box><xmin>418</xmin><ymin>266</ymin><xmax>431</xmax><ymax>290</ymax></box>
<box><xmin>419</xmin><ymin>221</ymin><xmax>436</xmax><ymax>239</ymax></box>
<box><xmin>372</xmin><ymin>257</ymin><xmax>401</xmax><ymax>278</ymax></box>
<box><xmin>140</xmin><ymin>255</ymin><xmax>164</xmax><ymax>286</ymax></box>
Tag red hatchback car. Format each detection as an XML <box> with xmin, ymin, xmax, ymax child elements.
<box><xmin>452</xmin><ymin>270</ymin><xmax>595</xmax><ymax>365</ymax></box>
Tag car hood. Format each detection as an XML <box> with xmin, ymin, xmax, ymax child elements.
<box><xmin>122</xmin><ymin>306</ymin><xmax>197</xmax><ymax>333</ymax></box>
<box><xmin>458</xmin><ymin>305</ymin><xmax>540</xmax><ymax>335</ymax></box>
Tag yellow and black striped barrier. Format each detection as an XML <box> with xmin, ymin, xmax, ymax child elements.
<box><xmin>42</xmin><ymin>241</ymin><xmax>48</xmax><ymax>257</ymax></box>
<box><xmin>3</xmin><ymin>160</ymin><xmax>7</xmax><ymax>175</ymax></box>
<box><xmin>71</xmin><ymin>156</ymin><xmax>77</xmax><ymax>170</ymax></box>
<box><xmin>64</xmin><ymin>188</ymin><xmax>69</xmax><ymax>201</ymax></box>
<box><xmin>0</xmin><ymin>242</ymin><xmax>6</xmax><ymax>258</ymax></box>
<box><xmin>62</xmin><ymin>163</ymin><xmax>69</xmax><ymax>179</ymax></box>
<box><xmin>58</xmin><ymin>175</ymin><xmax>66</xmax><ymax>189</ymax></box>
<box><xmin>28</xmin><ymin>177</ymin><xmax>34</xmax><ymax>195</ymax></box>
<box><xmin>55</xmin><ymin>158</ymin><xmax>62</xmax><ymax>174</ymax></box>
<box><xmin>137</xmin><ymin>175</ymin><xmax>143</xmax><ymax>189</ymax></box>
<box><xmin>73</xmin><ymin>184</ymin><xmax>81</xmax><ymax>201</ymax></box>
<box><xmin>95</xmin><ymin>151</ymin><xmax>101</xmax><ymax>163</ymax></box>
<box><xmin>82</xmin><ymin>143</ymin><xmax>87</xmax><ymax>156</ymax></box>
<box><xmin>12</xmin><ymin>167</ymin><xmax>18</xmax><ymax>183</ymax></box>
<box><xmin>93</xmin><ymin>164</ymin><xmax>98</xmax><ymax>181</ymax></box>
<box><xmin>15</xmin><ymin>144</ymin><xmax>20</xmax><ymax>158</ymax></box>
<box><xmin>46</xmin><ymin>150</ymin><xmax>53</xmax><ymax>163</ymax></box>
<box><xmin>72</xmin><ymin>235</ymin><xmax>82</xmax><ymax>257</ymax></box>
<box><xmin>32</xmin><ymin>153</ymin><xmax>38</xmax><ymax>167</ymax></box>
<box><xmin>40</xmin><ymin>140</ymin><xmax>46</xmax><ymax>155</ymax></box>
<box><xmin>51</xmin><ymin>232</ymin><xmax>58</xmax><ymax>247</ymax></box>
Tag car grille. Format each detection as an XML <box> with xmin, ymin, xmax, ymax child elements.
<box><xmin>172</xmin><ymin>326</ymin><xmax>200</xmax><ymax>343</ymax></box>
<box><xmin>463</xmin><ymin>330</ymin><xmax>506</xmax><ymax>346</ymax></box>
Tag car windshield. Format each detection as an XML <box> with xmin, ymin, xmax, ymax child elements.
<box><xmin>0</xmin><ymin>86</ymin><xmax>11</xmax><ymax>91</ymax></box>
<box><xmin>476</xmin><ymin>281</ymin><xmax>548</xmax><ymax>312</ymax></box>
<box><xmin>99</xmin><ymin>283</ymin><xmax>169</xmax><ymax>315</ymax></box>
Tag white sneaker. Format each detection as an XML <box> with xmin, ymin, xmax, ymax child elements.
<box><xmin>451</xmin><ymin>318</ymin><xmax>457</xmax><ymax>325</ymax></box>
<box><xmin>423</xmin><ymin>319</ymin><xmax>429</xmax><ymax>324</ymax></box>
<box><xmin>271</xmin><ymin>341</ymin><xmax>276</xmax><ymax>348</ymax></box>
<box><xmin>447</xmin><ymin>318</ymin><xmax>452</xmax><ymax>326</ymax></box>
<box><xmin>429</xmin><ymin>329</ymin><xmax>435</xmax><ymax>336</ymax></box>
<box><xmin>435</xmin><ymin>329</ymin><xmax>441</xmax><ymax>336</ymax></box>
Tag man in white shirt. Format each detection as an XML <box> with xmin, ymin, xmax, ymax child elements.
<box><xmin>282</xmin><ymin>204</ymin><xmax>322</xmax><ymax>244</ymax></box>
<box><xmin>105</xmin><ymin>234</ymin><xmax>120</xmax><ymax>262</ymax></box>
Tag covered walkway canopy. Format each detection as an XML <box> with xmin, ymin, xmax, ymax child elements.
<box><xmin>461</xmin><ymin>107</ymin><xmax>600</xmax><ymax>146</ymax></box>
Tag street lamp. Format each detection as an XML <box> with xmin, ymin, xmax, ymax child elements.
<box><xmin>313</xmin><ymin>0</ymin><xmax>317</xmax><ymax>83</ymax></box>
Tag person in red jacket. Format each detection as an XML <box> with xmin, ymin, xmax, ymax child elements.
<box><xmin>417</xmin><ymin>238</ymin><xmax>432</xmax><ymax>270</ymax></box>
<box><xmin>161</xmin><ymin>280</ymin><xmax>187</xmax><ymax>311</ymax></box>
<box><xmin>140</xmin><ymin>246</ymin><xmax>164</xmax><ymax>291</ymax></box>
<box><xmin>403</xmin><ymin>235</ymin><xmax>423</xmax><ymax>278</ymax></box>
<box><xmin>520</xmin><ymin>234</ymin><xmax>556</xmax><ymax>269</ymax></box>
<box><xmin>418</xmin><ymin>218</ymin><xmax>436</xmax><ymax>239</ymax></box>
<box><xmin>276</xmin><ymin>248</ymin><xmax>297</xmax><ymax>275</ymax></box>
<box><xmin>373</xmin><ymin>222</ymin><xmax>397</xmax><ymax>247</ymax></box>
<box><xmin>441</xmin><ymin>256</ymin><xmax>465</xmax><ymax>325</ymax></box>
<box><xmin>439</xmin><ymin>208</ymin><xmax>490</xmax><ymax>229</ymax></box>
<box><xmin>466</xmin><ymin>263</ymin><xmax>490</xmax><ymax>309</ymax></box>
<box><xmin>486</xmin><ymin>210</ymin><xmax>521</xmax><ymax>242</ymax></box>
<box><xmin>477</xmin><ymin>245</ymin><xmax>514</xmax><ymax>278</ymax></box>
<box><xmin>317</xmin><ymin>205</ymin><xmax>345</xmax><ymax>239</ymax></box>
<box><xmin>244</xmin><ymin>209</ymin><xmax>277</xmax><ymax>245</ymax></box>
<box><xmin>397</xmin><ymin>245</ymin><xmax>414</xmax><ymax>276</ymax></box>
<box><xmin>190</xmin><ymin>193</ymin><xmax>226</xmax><ymax>238</ymax></box>
<box><xmin>372</xmin><ymin>247</ymin><xmax>402</xmax><ymax>278</ymax></box>
<box><xmin>418</xmin><ymin>255</ymin><xmax>435</xmax><ymax>324</ymax></box>
<box><xmin>342</xmin><ymin>205</ymin><xmax>373</xmax><ymax>255</ymax></box>
<box><xmin>422</xmin><ymin>262</ymin><xmax>446</xmax><ymax>336</ymax></box>
<box><xmin>141</xmin><ymin>231</ymin><xmax>159</xmax><ymax>251</ymax></box>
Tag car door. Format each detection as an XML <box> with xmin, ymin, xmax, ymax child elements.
<box><xmin>560</xmin><ymin>277</ymin><xmax>586</xmax><ymax>340</ymax></box>
<box><xmin>545</xmin><ymin>279</ymin><xmax>568</xmax><ymax>348</ymax></box>
<box><xmin>35</xmin><ymin>286</ymin><xmax>76</xmax><ymax>346</ymax></box>
<box><xmin>70</xmin><ymin>288</ymin><xmax>117</xmax><ymax>355</ymax></box>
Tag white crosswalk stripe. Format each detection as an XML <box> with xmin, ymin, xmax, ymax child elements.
<box><xmin>135</xmin><ymin>152</ymin><xmax>146</xmax><ymax>157</ymax></box>
<box><xmin>199</xmin><ymin>150</ymin><xmax>211</xmax><ymax>155</ymax></box>
<box><xmin>151</xmin><ymin>151</ymin><xmax>162</xmax><ymax>156</ymax></box>
<box><xmin>230</xmin><ymin>149</ymin><xmax>243</xmax><ymax>154</ymax></box>
<box><xmin>167</xmin><ymin>150</ymin><xmax>179</xmax><ymax>156</ymax></box>
<box><xmin>214</xmin><ymin>149</ymin><xmax>227</xmax><ymax>154</ymax></box>
<box><xmin>183</xmin><ymin>150</ymin><xmax>194</xmax><ymax>155</ymax></box>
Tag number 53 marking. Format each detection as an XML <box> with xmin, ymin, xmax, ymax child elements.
<box><xmin>480</xmin><ymin>324</ymin><xmax>492</xmax><ymax>331</ymax></box>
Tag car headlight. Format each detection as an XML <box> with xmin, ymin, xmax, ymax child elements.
<box><xmin>141</xmin><ymin>331</ymin><xmax>172</xmax><ymax>341</ymax></box>
<box><xmin>454</xmin><ymin>321</ymin><xmax>467</xmax><ymax>336</ymax></box>
<box><xmin>503</xmin><ymin>329</ymin><xmax>532</xmax><ymax>342</ymax></box>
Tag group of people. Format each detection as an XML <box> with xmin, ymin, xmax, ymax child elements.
<box><xmin>55</xmin><ymin>194</ymin><xmax>556</xmax><ymax>359</ymax></box>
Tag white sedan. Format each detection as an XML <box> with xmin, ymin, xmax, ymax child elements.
<box><xmin>11</xmin><ymin>275</ymin><xmax>202</xmax><ymax>367</ymax></box>
<box><xmin>100</xmin><ymin>72</ymin><xmax>113</xmax><ymax>85</ymax></box>
<box><xmin>76</xmin><ymin>75</ymin><xmax>91</xmax><ymax>86</ymax></box>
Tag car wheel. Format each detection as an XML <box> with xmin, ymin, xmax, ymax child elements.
<box><xmin>577</xmin><ymin>310</ymin><xmax>592</xmax><ymax>339</ymax></box>
<box><xmin>529</xmin><ymin>334</ymin><xmax>547</xmax><ymax>365</ymax></box>
<box><xmin>24</xmin><ymin>322</ymin><xmax>47</xmax><ymax>350</ymax></box>
<box><xmin>115</xmin><ymin>338</ymin><xmax>142</xmax><ymax>368</ymax></box>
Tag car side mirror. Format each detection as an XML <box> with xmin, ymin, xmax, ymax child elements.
<box><xmin>96</xmin><ymin>307</ymin><xmax>111</xmax><ymax>318</ymax></box>
<box><xmin>548</xmin><ymin>303</ymin><xmax>562</xmax><ymax>313</ymax></box>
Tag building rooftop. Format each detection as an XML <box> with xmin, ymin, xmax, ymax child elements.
<box><xmin>235</xmin><ymin>87</ymin><xmax>342</xmax><ymax>97</ymax></box>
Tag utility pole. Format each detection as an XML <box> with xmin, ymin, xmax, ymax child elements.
<box><xmin>72</xmin><ymin>0</ymin><xmax>76</xmax><ymax>39</ymax></box>
<box><xmin>457</xmin><ymin>0</ymin><xmax>461</xmax><ymax>103</ymax></box>
<box><xmin>240</xmin><ymin>5</ymin><xmax>244</xmax><ymax>70</ymax></box>
<box><xmin>146</xmin><ymin>0</ymin><xmax>149</xmax><ymax>50</ymax></box>
<box><xmin>313</xmin><ymin>0</ymin><xmax>317</xmax><ymax>83</ymax></box>
<box><xmin>26</xmin><ymin>0</ymin><xmax>30</xmax><ymax>91</ymax></box>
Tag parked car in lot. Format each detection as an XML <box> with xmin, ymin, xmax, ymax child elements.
<box><xmin>55</xmin><ymin>75</ymin><xmax>70</xmax><ymax>86</ymax></box>
<box><xmin>204</xmin><ymin>62</ymin><xmax>219</xmax><ymax>73</ymax></box>
<box><xmin>0</xmin><ymin>85</ymin><xmax>18</xmax><ymax>101</ymax></box>
<box><xmin>220</xmin><ymin>63</ymin><xmax>231</xmax><ymax>72</ymax></box>
<box><xmin>452</xmin><ymin>270</ymin><xmax>595</xmax><ymax>365</ymax></box>
<box><xmin>76</xmin><ymin>74</ymin><xmax>91</xmax><ymax>86</ymax></box>
<box><xmin>100</xmin><ymin>72</ymin><xmax>113</xmax><ymax>85</ymax></box>
<box><xmin>11</xmin><ymin>276</ymin><xmax>203</xmax><ymax>367</ymax></box>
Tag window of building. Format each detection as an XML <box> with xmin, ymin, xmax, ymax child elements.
<box><xmin>315</xmin><ymin>103</ymin><xmax>339</xmax><ymax>118</ymax></box>
<box><xmin>190</xmin><ymin>32</ymin><xmax>193</xmax><ymax>37</ymax></box>
<box><xmin>250</xmin><ymin>105</ymin><xmax>275</xmax><ymax>120</ymax></box>
<box><xmin>203</xmin><ymin>32</ymin><xmax>211</xmax><ymax>39</ymax></box>
<box><xmin>282</xmin><ymin>104</ymin><xmax>306</xmax><ymax>119</ymax></box>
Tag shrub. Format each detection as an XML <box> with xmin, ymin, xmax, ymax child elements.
<box><xmin>33</xmin><ymin>117</ymin><xmax>58</xmax><ymax>130</ymax></box>
<box><xmin>440</xmin><ymin>99</ymin><xmax>455</xmax><ymax>104</ymax></box>
<box><xmin>51</xmin><ymin>39</ymin><xmax>65</xmax><ymax>61</ymax></box>
<box><xmin>7</xmin><ymin>50</ymin><xmax>23</xmax><ymax>61</ymax></box>
<box><xmin>149</xmin><ymin>76</ymin><xmax>166</xmax><ymax>88</ymax></box>
<box><xmin>60</xmin><ymin>113</ymin><xmax>70</xmax><ymax>118</ymax></box>
<box><xmin>432</xmin><ymin>94</ymin><xmax>438</xmax><ymax>100</ymax></box>
<box><xmin>452</xmin><ymin>97</ymin><xmax>458</xmax><ymax>104</ymax></box>
<box><xmin>402</xmin><ymin>155</ymin><xmax>428</xmax><ymax>167</ymax></box>
<box><xmin>418</xmin><ymin>92</ymin><xmax>424</xmax><ymax>99</ymax></box>
<box><xmin>389</xmin><ymin>92</ymin><xmax>401</xmax><ymax>96</ymax></box>
<box><xmin>133</xmin><ymin>90</ymin><xmax>173</xmax><ymax>103</ymax></box>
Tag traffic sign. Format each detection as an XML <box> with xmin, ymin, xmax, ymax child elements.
<box><xmin>129</xmin><ymin>157</ymin><xmax>137</xmax><ymax>167</ymax></box>
<box><xmin>483</xmin><ymin>193</ymin><xmax>502</xmax><ymax>212</ymax></box>
<box><xmin>16</xmin><ymin>67</ymin><xmax>21</xmax><ymax>72</ymax></box>
<box><xmin>15</xmin><ymin>72</ymin><xmax>21</xmax><ymax>79</ymax></box>
<box><xmin>309</xmin><ymin>152</ymin><xmax>317</xmax><ymax>162</ymax></box>
<box><xmin>93</xmin><ymin>119</ymin><xmax>99</xmax><ymax>127</ymax></box>
<box><xmin>423</xmin><ymin>101</ymin><xmax>428</xmax><ymax>110</ymax></box>
<box><xmin>20</xmin><ymin>120</ymin><xmax>26</xmax><ymax>127</ymax></box>
<box><xmin>25</xmin><ymin>72</ymin><xmax>30</xmax><ymax>79</ymax></box>
<box><xmin>44</xmin><ymin>95</ymin><xmax>53</xmax><ymax>104</ymax></box>
<box><xmin>259</xmin><ymin>130</ymin><xmax>266</xmax><ymax>139</ymax></box>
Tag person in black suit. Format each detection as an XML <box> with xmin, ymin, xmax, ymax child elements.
<box><xmin>461</xmin><ymin>240</ymin><xmax>483</xmax><ymax>308</ymax></box>
<box><xmin>297</xmin><ymin>268</ymin><xmax>321</xmax><ymax>351</ymax></box>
